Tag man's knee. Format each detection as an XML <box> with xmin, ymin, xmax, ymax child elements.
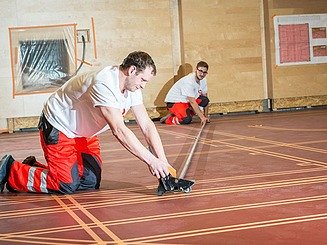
<box><xmin>80</xmin><ymin>153</ymin><xmax>101</xmax><ymax>190</ymax></box>
<box><xmin>59</xmin><ymin>182</ymin><xmax>79</xmax><ymax>194</ymax></box>
<box><xmin>58</xmin><ymin>164</ymin><xmax>80</xmax><ymax>194</ymax></box>
<box><xmin>78</xmin><ymin>168</ymin><xmax>100</xmax><ymax>191</ymax></box>
<box><xmin>198</xmin><ymin>95</ymin><xmax>209</xmax><ymax>107</ymax></box>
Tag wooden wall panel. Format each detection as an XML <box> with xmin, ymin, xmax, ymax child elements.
<box><xmin>180</xmin><ymin>0</ymin><xmax>264</xmax><ymax>107</ymax></box>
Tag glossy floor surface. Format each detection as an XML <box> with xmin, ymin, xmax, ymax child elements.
<box><xmin>0</xmin><ymin>109</ymin><xmax>326</xmax><ymax>244</ymax></box>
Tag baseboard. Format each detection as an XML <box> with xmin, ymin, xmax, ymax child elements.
<box><xmin>7</xmin><ymin>116</ymin><xmax>39</xmax><ymax>133</ymax></box>
<box><xmin>272</xmin><ymin>95</ymin><xmax>327</xmax><ymax>110</ymax></box>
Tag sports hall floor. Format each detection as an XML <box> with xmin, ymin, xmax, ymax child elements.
<box><xmin>0</xmin><ymin>108</ymin><xmax>326</xmax><ymax>245</ymax></box>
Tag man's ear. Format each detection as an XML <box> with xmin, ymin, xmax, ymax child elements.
<box><xmin>128</xmin><ymin>65</ymin><xmax>137</xmax><ymax>75</ymax></box>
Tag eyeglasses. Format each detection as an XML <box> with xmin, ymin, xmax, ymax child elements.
<box><xmin>197</xmin><ymin>68</ymin><xmax>208</xmax><ymax>75</ymax></box>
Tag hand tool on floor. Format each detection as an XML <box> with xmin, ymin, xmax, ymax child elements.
<box><xmin>156</xmin><ymin>121</ymin><xmax>207</xmax><ymax>196</ymax></box>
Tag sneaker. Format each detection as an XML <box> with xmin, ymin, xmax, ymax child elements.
<box><xmin>0</xmin><ymin>155</ymin><xmax>14</xmax><ymax>193</ymax></box>
<box><xmin>22</xmin><ymin>156</ymin><xmax>37</xmax><ymax>166</ymax></box>
<box><xmin>160</xmin><ymin>114</ymin><xmax>171</xmax><ymax>124</ymax></box>
<box><xmin>6</xmin><ymin>182</ymin><xmax>17</xmax><ymax>193</ymax></box>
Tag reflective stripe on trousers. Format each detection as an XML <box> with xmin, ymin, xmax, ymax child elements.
<box><xmin>27</xmin><ymin>167</ymin><xmax>48</xmax><ymax>193</ymax></box>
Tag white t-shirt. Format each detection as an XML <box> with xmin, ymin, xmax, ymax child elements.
<box><xmin>165</xmin><ymin>72</ymin><xmax>208</xmax><ymax>103</ymax></box>
<box><xmin>43</xmin><ymin>66</ymin><xmax>143</xmax><ymax>138</ymax></box>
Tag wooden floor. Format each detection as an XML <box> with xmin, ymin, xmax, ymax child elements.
<box><xmin>0</xmin><ymin>108</ymin><xmax>326</xmax><ymax>244</ymax></box>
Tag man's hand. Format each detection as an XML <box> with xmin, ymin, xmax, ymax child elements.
<box><xmin>200</xmin><ymin>115</ymin><xmax>209</xmax><ymax>124</ymax></box>
<box><xmin>148</xmin><ymin>159</ymin><xmax>171</xmax><ymax>179</ymax></box>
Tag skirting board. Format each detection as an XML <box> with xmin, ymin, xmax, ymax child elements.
<box><xmin>7</xmin><ymin>117</ymin><xmax>40</xmax><ymax>133</ymax></box>
<box><xmin>272</xmin><ymin>95</ymin><xmax>327</xmax><ymax>110</ymax></box>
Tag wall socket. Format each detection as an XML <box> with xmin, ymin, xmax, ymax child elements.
<box><xmin>77</xmin><ymin>29</ymin><xmax>90</xmax><ymax>43</ymax></box>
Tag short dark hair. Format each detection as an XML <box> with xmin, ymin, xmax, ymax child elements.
<box><xmin>196</xmin><ymin>61</ymin><xmax>209</xmax><ymax>70</ymax></box>
<box><xmin>120</xmin><ymin>51</ymin><xmax>157</xmax><ymax>75</ymax></box>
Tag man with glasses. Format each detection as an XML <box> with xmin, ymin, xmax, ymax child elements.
<box><xmin>160</xmin><ymin>61</ymin><xmax>210</xmax><ymax>125</ymax></box>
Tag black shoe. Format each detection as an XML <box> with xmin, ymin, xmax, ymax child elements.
<box><xmin>0</xmin><ymin>155</ymin><xmax>15</xmax><ymax>193</ymax></box>
<box><xmin>22</xmin><ymin>156</ymin><xmax>37</xmax><ymax>166</ymax></box>
<box><xmin>6</xmin><ymin>182</ymin><xmax>17</xmax><ymax>193</ymax></box>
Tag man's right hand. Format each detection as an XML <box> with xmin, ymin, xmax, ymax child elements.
<box><xmin>148</xmin><ymin>159</ymin><xmax>171</xmax><ymax>179</ymax></box>
<box><xmin>200</xmin><ymin>115</ymin><xmax>208</xmax><ymax>124</ymax></box>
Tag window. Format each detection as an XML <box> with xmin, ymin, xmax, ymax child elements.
<box><xmin>9</xmin><ymin>24</ymin><xmax>76</xmax><ymax>96</ymax></box>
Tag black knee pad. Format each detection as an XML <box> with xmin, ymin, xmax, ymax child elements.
<box><xmin>198</xmin><ymin>95</ymin><xmax>209</xmax><ymax>107</ymax></box>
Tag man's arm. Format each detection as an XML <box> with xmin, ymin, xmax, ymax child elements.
<box><xmin>188</xmin><ymin>96</ymin><xmax>208</xmax><ymax>123</ymax></box>
<box><xmin>201</xmin><ymin>92</ymin><xmax>210</xmax><ymax>121</ymax></box>
<box><xmin>131</xmin><ymin>104</ymin><xmax>168</xmax><ymax>161</ymax></box>
<box><xmin>98</xmin><ymin>106</ymin><xmax>169</xmax><ymax>179</ymax></box>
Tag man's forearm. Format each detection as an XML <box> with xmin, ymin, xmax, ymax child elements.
<box><xmin>142</xmin><ymin>121</ymin><xmax>168</xmax><ymax>162</ymax></box>
<box><xmin>190</xmin><ymin>100</ymin><xmax>205</xmax><ymax>119</ymax></box>
<box><xmin>112</xmin><ymin>125</ymin><xmax>156</xmax><ymax>164</ymax></box>
<box><xmin>100</xmin><ymin>106</ymin><xmax>156</xmax><ymax>165</ymax></box>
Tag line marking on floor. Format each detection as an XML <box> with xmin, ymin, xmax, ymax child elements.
<box><xmin>66</xmin><ymin>195</ymin><xmax>123</xmax><ymax>244</ymax></box>
<box><xmin>52</xmin><ymin>195</ymin><xmax>105</xmax><ymax>243</ymax></box>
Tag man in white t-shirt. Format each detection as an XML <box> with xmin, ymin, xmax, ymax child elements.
<box><xmin>0</xmin><ymin>51</ymin><xmax>173</xmax><ymax>194</ymax></box>
<box><xmin>161</xmin><ymin>61</ymin><xmax>210</xmax><ymax>125</ymax></box>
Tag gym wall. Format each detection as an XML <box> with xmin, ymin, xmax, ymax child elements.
<box><xmin>0</xmin><ymin>0</ymin><xmax>326</xmax><ymax>132</ymax></box>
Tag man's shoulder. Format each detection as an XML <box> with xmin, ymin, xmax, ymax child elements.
<box><xmin>184</xmin><ymin>72</ymin><xmax>195</xmax><ymax>79</ymax></box>
<box><xmin>177</xmin><ymin>73</ymin><xmax>194</xmax><ymax>84</ymax></box>
<box><xmin>96</xmin><ymin>66</ymin><xmax>117</xmax><ymax>76</ymax></box>
<box><xmin>93</xmin><ymin>66</ymin><xmax>119</xmax><ymax>84</ymax></box>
